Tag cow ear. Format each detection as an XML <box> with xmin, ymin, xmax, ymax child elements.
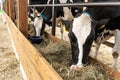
<box><xmin>61</xmin><ymin>19</ymin><xmax>73</xmax><ymax>31</ymax></box>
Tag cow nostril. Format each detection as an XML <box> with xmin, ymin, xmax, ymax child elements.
<box><xmin>70</xmin><ymin>65</ymin><xmax>83</xmax><ymax>71</ymax></box>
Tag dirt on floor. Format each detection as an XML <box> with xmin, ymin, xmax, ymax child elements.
<box><xmin>0</xmin><ymin>13</ymin><xmax>23</xmax><ymax>80</ymax></box>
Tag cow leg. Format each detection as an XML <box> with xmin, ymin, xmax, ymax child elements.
<box><xmin>58</xmin><ymin>18</ymin><xmax>64</xmax><ymax>40</ymax></box>
<box><xmin>60</xmin><ymin>23</ymin><xmax>63</xmax><ymax>40</ymax></box>
<box><xmin>40</xmin><ymin>21</ymin><xmax>46</xmax><ymax>36</ymax></box>
<box><xmin>93</xmin><ymin>43</ymin><xmax>101</xmax><ymax>59</ymax></box>
<box><xmin>112</xmin><ymin>52</ymin><xmax>118</xmax><ymax>70</ymax></box>
<box><xmin>112</xmin><ymin>30</ymin><xmax>120</xmax><ymax>70</ymax></box>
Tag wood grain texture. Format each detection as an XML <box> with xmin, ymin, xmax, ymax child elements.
<box><xmin>4</xmin><ymin>12</ymin><xmax>63</xmax><ymax>80</ymax></box>
<box><xmin>16</xmin><ymin>0</ymin><xmax>28</xmax><ymax>37</ymax></box>
<box><xmin>8</xmin><ymin>0</ymin><xmax>15</xmax><ymax>22</ymax></box>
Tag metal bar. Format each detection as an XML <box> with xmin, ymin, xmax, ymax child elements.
<box><xmin>28</xmin><ymin>2</ymin><xmax>120</xmax><ymax>7</ymax></box>
<box><xmin>28</xmin><ymin>2</ymin><xmax>120</xmax><ymax>36</ymax></box>
<box><xmin>51</xmin><ymin>0</ymin><xmax>56</xmax><ymax>36</ymax></box>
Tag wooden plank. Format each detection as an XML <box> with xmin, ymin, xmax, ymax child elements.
<box><xmin>4</xmin><ymin>12</ymin><xmax>63</xmax><ymax>80</ymax></box>
<box><xmin>16</xmin><ymin>0</ymin><xmax>28</xmax><ymax>37</ymax></box>
<box><xmin>4</xmin><ymin>0</ymin><xmax>9</xmax><ymax>15</ymax></box>
<box><xmin>8</xmin><ymin>0</ymin><xmax>15</xmax><ymax>22</ymax></box>
<box><xmin>103</xmin><ymin>41</ymin><xmax>114</xmax><ymax>48</ymax></box>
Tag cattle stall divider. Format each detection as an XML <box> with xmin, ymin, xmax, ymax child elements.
<box><xmin>3</xmin><ymin>0</ymin><xmax>120</xmax><ymax>80</ymax></box>
<box><xmin>28</xmin><ymin>1</ymin><xmax>120</xmax><ymax>36</ymax></box>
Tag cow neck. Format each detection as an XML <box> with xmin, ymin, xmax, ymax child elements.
<box><xmin>83</xmin><ymin>12</ymin><xmax>92</xmax><ymax>20</ymax></box>
<box><xmin>38</xmin><ymin>14</ymin><xmax>47</xmax><ymax>20</ymax></box>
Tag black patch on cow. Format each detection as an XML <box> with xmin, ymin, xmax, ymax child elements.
<box><xmin>95</xmin><ymin>19</ymin><xmax>109</xmax><ymax>41</ymax></box>
<box><xmin>40</xmin><ymin>20</ymin><xmax>46</xmax><ymax>36</ymax></box>
<box><xmin>87</xmin><ymin>0</ymin><xmax>120</xmax><ymax>20</ymax></box>
<box><xmin>67</xmin><ymin>0</ymin><xmax>72</xmax><ymax>9</ymax></box>
<box><xmin>104</xmin><ymin>31</ymin><xmax>110</xmax><ymax>38</ymax></box>
<box><xmin>82</xmin><ymin>21</ymin><xmax>96</xmax><ymax>64</ymax></box>
<box><xmin>68</xmin><ymin>0</ymin><xmax>84</xmax><ymax>17</ymax></box>
<box><xmin>40</xmin><ymin>0</ymin><xmax>64</xmax><ymax>21</ymax></box>
<box><xmin>68</xmin><ymin>28</ymin><xmax>79</xmax><ymax>65</ymax></box>
<box><xmin>71</xmin><ymin>7</ymin><xmax>83</xmax><ymax>17</ymax></box>
<box><xmin>29</xmin><ymin>0</ymin><xmax>48</xmax><ymax>15</ymax></box>
<box><xmin>95</xmin><ymin>16</ymin><xmax>120</xmax><ymax>41</ymax></box>
<box><xmin>61</xmin><ymin>19</ymin><xmax>73</xmax><ymax>31</ymax></box>
<box><xmin>74</xmin><ymin>13</ymin><xmax>82</xmax><ymax>18</ymax></box>
<box><xmin>105</xmin><ymin>16</ymin><xmax>120</xmax><ymax>30</ymax></box>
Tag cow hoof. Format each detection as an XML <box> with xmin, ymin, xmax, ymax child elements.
<box><xmin>70</xmin><ymin>65</ymin><xmax>83</xmax><ymax>71</ymax></box>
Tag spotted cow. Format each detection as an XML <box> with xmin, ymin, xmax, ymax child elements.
<box><xmin>62</xmin><ymin>0</ymin><xmax>120</xmax><ymax>70</ymax></box>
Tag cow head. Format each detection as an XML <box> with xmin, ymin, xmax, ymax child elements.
<box><xmin>33</xmin><ymin>0</ymin><xmax>86</xmax><ymax>37</ymax></box>
<box><xmin>28</xmin><ymin>0</ymin><xmax>48</xmax><ymax>21</ymax></box>
<box><xmin>68</xmin><ymin>12</ymin><xmax>96</xmax><ymax>70</ymax></box>
<box><xmin>33</xmin><ymin>0</ymin><xmax>64</xmax><ymax>36</ymax></box>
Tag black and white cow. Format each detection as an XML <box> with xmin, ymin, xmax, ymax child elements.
<box><xmin>66</xmin><ymin>0</ymin><xmax>120</xmax><ymax>70</ymax></box>
<box><xmin>28</xmin><ymin>0</ymin><xmax>48</xmax><ymax>21</ymax></box>
<box><xmin>33</xmin><ymin>0</ymin><xmax>85</xmax><ymax>36</ymax></box>
<box><xmin>93</xmin><ymin>17</ymin><xmax>120</xmax><ymax>70</ymax></box>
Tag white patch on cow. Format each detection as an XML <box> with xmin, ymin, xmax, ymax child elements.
<box><xmin>30</xmin><ymin>8</ymin><xmax>39</xmax><ymax>18</ymax></box>
<box><xmin>62</xmin><ymin>7</ymin><xmax>74</xmax><ymax>21</ymax></box>
<box><xmin>34</xmin><ymin>17</ymin><xmax>43</xmax><ymax>36</ymax></box>
<box><xmin>113</xmin><ymin>30</ymin><xmax>120</xmax><ymax>54</ymax></box>
<box><xmin>72</xmin><ymin>13</ymin><xmax>92</xmax><ymax>67</ymax></box>
<box><xmin>84</xmin><ymin>0</ymin><xmax>88</xmax><ymax>2</ymax></box>
<box><xmin>59</xmin><ymin>0</ymin><xmax>68</xmax><ymax>3</ymax></box>
<box><xmin>30</xmin><ymin>13</ymin><xmax>34</xmax><ymax>18</ymax></box>
<box><xmin>112</xmin><ymin>30</ymin><xmax>120</xmax><ymax>69</ymax></box>
<box><xmin>83</xmin><ymin>0</ymin><xmax>89</xmax><ymax>11</ymax></box>
<box><xmin>69</xmin><ymin>0</ymin><xmax>73</xmax><ymax>3</ymax></box>
<box><xmin>59</xmin><ymin>0</ymin><xmax>74</xmax><ymax>21</ymax></box>
<box><xmin>96</xmin><ymin>29</ymin><xmax>114</xmax><ymax>44</ymax></box>
<box><xmin>47</xmin><ymin>0</ymin><xmax>51</xmax><ymax>4</ymax></box>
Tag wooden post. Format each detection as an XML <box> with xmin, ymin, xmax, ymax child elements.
<box><xmin>16</xmin><ymin>0</ymin><xmax>28</xmax><ymax>37</ymax></box>
<box><xmin>4</xmin><ymin>0</ymin><xmax>9</xmax><ymax>15</ymax></box>
<box><xmin>8</xmin><ymin>0</ymin><xmax>15</xmax><ymax>22</ymax></box>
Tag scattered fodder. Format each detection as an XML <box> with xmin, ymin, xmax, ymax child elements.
<box><xmin>33</xmin><ymin>36</ymin><xmax>114</xmax><ymax>80</ymax></box>
<box><xmin>0</xmin><ymin>48</ymin><xmax>23</xmax><ymax>80</ymax></box>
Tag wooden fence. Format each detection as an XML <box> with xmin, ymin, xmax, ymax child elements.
<box><xmin>3</xmin><ymin>0</ymin><xmax>62</xmax><ymax>80</ymax></box>
<box><xmin>3</xmin><ymin>0</ymin><xmax>120</xmax><ymax>80</ymax></box>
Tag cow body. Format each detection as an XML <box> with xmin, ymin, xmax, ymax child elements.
<box><xmin>68</xmin><ymin>0</ymin><xmax>120</xmax><ymax>70</ymax></box>
<box><xmin>93</xmin><ymin>17</ymin><xmax>120</xmax><ymax>69</ymax></box>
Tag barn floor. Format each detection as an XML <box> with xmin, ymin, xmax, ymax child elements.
<box><xmin>0</xmin><ymin>13</ymin><xmax>23</xmax><ymax>80</ymax></box>
<box><xmin>52</xmin><ymin>26</ymin><xmax>120</xmax><ymax>72</ymax></box>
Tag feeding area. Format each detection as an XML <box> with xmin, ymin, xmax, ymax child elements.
<box><xmin>32</xmin><ymin>34</ymin><xmax>115</xmax><ymax>80</ymax></box>
<box><xmin>1</xmin><ymin>0</ymin><xmax>120</xmax><ymax>80</ymax></box>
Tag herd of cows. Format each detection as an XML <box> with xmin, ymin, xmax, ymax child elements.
<box><xmin>28</xmin><ymin>0</ymin><xmax>120</xmax><ymax>71</ymax></box>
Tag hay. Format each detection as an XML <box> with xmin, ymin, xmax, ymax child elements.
<box><xmin>33</xmin><ymin>36</ymin><xmax>114</xmax><ymax>80</ymax></box>
<box><xmin>28</xmin><ymin>20</ymin><xmax>114</xmax><ymax>80</ymax></box>
<box><xmin>0</xmin><ymin>48</ymin><xmax>23</xmax><ymax>80</ymax></box>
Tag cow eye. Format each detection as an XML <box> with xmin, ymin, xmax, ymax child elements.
<box><xmin>75</xmin><ymin>10</ymin><xmax>79</xmax><ymax>13</ymax></box>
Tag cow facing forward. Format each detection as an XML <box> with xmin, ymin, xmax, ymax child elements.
<box><xmin>62</xmin><ymin>0</ymin><xmax>120</xmax><ymax>70</ymax></box>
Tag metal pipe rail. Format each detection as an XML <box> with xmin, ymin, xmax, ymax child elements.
<box><xmin>28</xmin><ymin>1</ymin><xmax>120</xmax><ymax>36</ymax></box>
<box><xmin>28</xmin><ymin>2</ymin><xmax>120</xmax><ymax>7</ymax></box>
